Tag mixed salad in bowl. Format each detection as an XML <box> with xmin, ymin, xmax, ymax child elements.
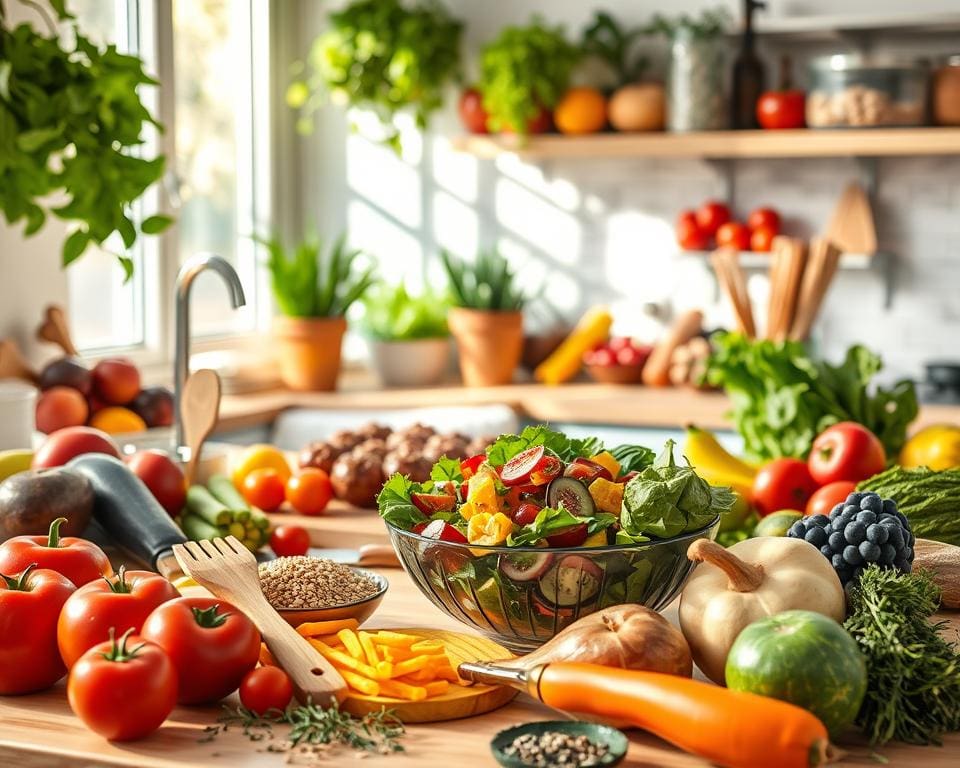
<box><xmin>378</xmin><ymin>427</ymin><xmax>734</xmax><ymax>651</ymax></box>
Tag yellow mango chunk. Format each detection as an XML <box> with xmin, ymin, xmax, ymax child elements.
<box><xmin>466</xmin><ymin>471</ymin><xmax>501</xmax><ymax>515</ymax></box>
<box><xmin>588</xmin><ymin>477</ymin><xmax>624</xmax><ymax>515</ymax></box>
<box><xmin>589</xmin><ymin>451</ymin><xmax>621</xmax><ymax>479</ymax></box>
<box><xmin>467</xmin><ymin>512</ymin><xmax>514</xmax><ymax>546</ymax></box>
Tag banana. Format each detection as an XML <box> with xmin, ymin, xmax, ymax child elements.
<box><xmin>684</xmin><ymin>425</ymin><xmax>757</xmax><ymax>484</ymax></box>
<box><xmin>0</xmin><ymin>449</ymin><xmax>33</xmax><ymax>483</ymax></box>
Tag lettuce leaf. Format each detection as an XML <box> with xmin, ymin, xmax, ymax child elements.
<box><xmin>485</xmin><ymin>425</ymin><xmax>604</xmax><ymax>466</ymax></box>
<box><xmin>376</xmin><ymin>473</ymin><xmax>426</xmax><ymax>529</ymax></box>
<box><xmin>430</xmin><ymin>456</ymin><xmax>464</xmax><ymax>484</ymax></box>
<box><xmin>507</xmin><ymin>505</ymin><xmax>616</xmax><ymax>547</ymax></box>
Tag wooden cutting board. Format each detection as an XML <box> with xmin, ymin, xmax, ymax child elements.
<box><xmin>342</xmin><ymin>628</ymin><xmax>516</xmax><ymax>723</ymax></box>
<box><xmin>266</xmin><ymin>501</ymin><xmax>390</xmax><ymax>548</ymax></box>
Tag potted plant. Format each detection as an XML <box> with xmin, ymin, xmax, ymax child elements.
<box><xmin>441</xmin><ymin>249</ymin><xmax>526</xmax><ymax>387</ymax></box>
<box><xmin>257</xmin><ymin>233</ymin><xmax>374</xmax><ymax>391</ymax></box>
<box><xmin>287</xmin><ymin>0</ymin><xmax>463</xmax><ymax>152</ymax></box>
<box><xmin>360</xmin><ymin>282</ymin><xmax>450</xmax><ymax>388</ymax></box>
<box><xmin>478</xmin><ymin>17</ymin><xmax>581</xmax><ymax>136</ymax></box>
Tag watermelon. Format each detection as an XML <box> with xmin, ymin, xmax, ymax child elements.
<box><xmin>752</xmin><ymin>510</ymin><xmax>803</xmax><ymax>538</ymax></box>
<box><xmin>725</xmin><ymin>609</ymin><xmax>866</xmax><ymax>736</ymax></box>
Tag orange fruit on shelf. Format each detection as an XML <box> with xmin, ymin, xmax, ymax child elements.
<box><xmin>553</xmin><ymin>87</ymin><xmax>607</xmax><ymax>135</ymax></box>
<box><xmin>89</xmin><ymin>406</ymin><xmax>147</xmax><ymax>434</ymax></box>
<box><xmin>286</xmin><ymin>468</ymin><xmax>333</xmax><ymax>516</ymax></box>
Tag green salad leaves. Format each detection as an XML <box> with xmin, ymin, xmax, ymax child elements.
<box><xmin>705</xmin><ymin>333</ymin><xmax>918</xmax><ymax>462</ymax></box>
<box><xmin>485</xmin><ymin>426</ymin><xmax>603</xmax><ymax>466</ymax></box>
<box><xmin>619</xmin><ymin>440</ymin><xmax>733</xmax><ymax>541</ymax></box>
<box><xmin>508</xmin><ymin>506</ymin><xmax>616</xmax><ymax>547</ymax></box>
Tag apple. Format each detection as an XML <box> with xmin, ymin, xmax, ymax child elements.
<box><xmin>126</xmin><ymin>450</ymin><xmax>186</xmax><ymax>516</ymax></box>
<box><xmin>92</xmin><ymin>358</ymin><xmax>141</xmax><ymax>405</ymax></box>
<box><xmin>32</xmin><ymin>426</ymin><xmax>121</xmax><ymax>469</ymax></box>
<box><xmin>131</xmin><ymin>386</ymin><xmax>174</xmax><ymax>428</ymax></box>
<box><xmin>35</xmin><ymin>386</ymin><xmax>89</xmax><ymax>434</ymax></box>
<box><xmin>38</xmin><ymin>357</ymin><xmax>92</xmax><ymax>396</ymax></box>
<box><xmin>458</xmin><ymin>88</ymin><xmax>489</xmax><ymax>134</ymax></box>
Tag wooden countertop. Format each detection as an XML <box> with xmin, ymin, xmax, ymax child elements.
<box><xmin>217</xmin><ymin>372</ymin><xmax>960</xmax><ymax>434</ymax></box>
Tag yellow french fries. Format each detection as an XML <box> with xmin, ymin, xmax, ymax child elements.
<box><xmin>378</xmin><ymin>679</ymin><xmax>427</xmax><ymax>701</ymax></box>
<box><xmin>337</xmin><ymin>629</ymin><xmax>365</xmax><ymax>660</ymax></box>
<box><xmin>296</xmin><ymin>619</ymin><xmax>359</xmax><ymax>638</ymax></box>
<box><xmin>340</xmin><ymin>668</ymin><xmax>380</xmax><ymax>696</ymax></box>
<box><xmin>358</xmin><ymin>631</ymin><xmax>380</xmax><ymax>668</ymax></box>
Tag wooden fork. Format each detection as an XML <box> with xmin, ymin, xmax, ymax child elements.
<box><xmin>173</xmin><ymin>536</ymin><xmax>347</xmax><ymax>705</ymax></box>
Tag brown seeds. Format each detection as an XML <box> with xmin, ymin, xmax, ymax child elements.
<box><xmin>259</xmin><ymin>556</ymin><xmax>380</xmax><ymax>609</ymax></box>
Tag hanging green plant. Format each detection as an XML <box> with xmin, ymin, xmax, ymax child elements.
<box><xmin>287</xmin><ymin>0</ymin><xmax>462</xmax><ymax>152</ymax></box>
<box><xmin>0</xmin><ymin>0</ymin><xmax>170</xmax><ymax>277</ymax></box>
<box><xmin>478</xmin><ymin>18</ymin><xmax>581</xmax><ymax>135</ymax></box>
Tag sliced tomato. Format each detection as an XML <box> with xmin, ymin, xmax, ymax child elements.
<box><xmin>616</xmin><ymin>470</ymin><xmax>639</xmax><ymax>484</ymax></box>
<box><xmin>460</xmin><ymin>455</ymin><xmax>486</xmax><ymax>480</ymax></box>
<box><xmin>563</xmin><ymin>458</ymin><xmax>613</xmax><ymax>483</ymax></box>
<box><xmin>529</xmin><ymin>455</ymin><xmax>563</xmax><ymax>486</ymax></box>
<box><xmin>512</xmin><ymin>502</ymin><xmax>542</xmax><ymax>526</ymax></box>
<box><xmin>411</xmin><ymin>493</ymin><xmax>456</xmax><ymax>515</ymax></box>
<box><xmin>546</xmin><ymin>523</ymin><xmax>589</xmax><ymax>548</ymax></box>
<box><xmin>416</xmin><ymin>519</ymin><xmax>468</xmax><ymax>544</ymax></box>
<box><xmin>500</xmin><ymin>446</ymin><xmax>545</xmax><ymax>487</ymax></box>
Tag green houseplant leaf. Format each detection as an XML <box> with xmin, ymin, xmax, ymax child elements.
<box><xmin>360</xmin><ymin>282</ymin><xmax>449</xmax><ymax>341</ymax></box>
<box><xmin>440</xmin><ymin>248</ymin><xmax>526</xmax><ymax>312</ymax></box>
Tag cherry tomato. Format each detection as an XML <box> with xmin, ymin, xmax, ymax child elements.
<box><xmin>716</xmin><ymin>221</ymin><xmax>751</xmax><ymax>251</ymax></box>
<box><xmin>411</xmin><ymin>492</ymin><xmax>456</xmax><ymax>515</ymax></box>
<box><xmin>808</xmin><ymin>422</ymin><xmax>886</xmax><ymax>486</ymax></box>
<box><xmin>806</xmin><ymin>481</ymin><xmax>858</xmax><ymax>517</ymax></box>
<box><xmin>513</xmin><ymin>502</ymin><xmax>542</xmax><ymax>526</ymax></box>
<box><xmin>676</xmin><ymin>210</ymin><xmax>708</xmax><ymax>250</ymax></box>
<box><xmin>460</xmin><ymin>454</ymin><xmax>486</xmax><ymax>480</ymax></box>
<box><xmin>240</xmin><ymin>666</ymin><xmax>294</xmax><ymax>715</ymax></box>
<box><xmin>563</xmin><ymin>458</ymin><xmax>613</xmax><ymax>483</ymax></box>
<box><xmin>57</xmin><ymin>566</ymin><xmax>179</xmax><ymax>668</ymax></box>
<box><xmin>68</xmin><ymin>629</ymin><xmax>177</xmax><ymax>741</ymax></box>
<box><xmin>269</xmin><ymin>525</ymin><xmax>310</xmax><ymax>557</ymax></box>
<box><xmin>0</xmin><ymin>564</ymin><xmax>75</xmax><ymax>694</ymax></box>
<box><xmin>501</xmin><ymin>445</ymin><xmax>546</xmax><ymax>487</ymax></box>
<box><xmin>242</xmin><ymin>468</ymin><xmax>286</xmax><ymax>512</ymax></box>
<box><xmin>546</xmin><ymin>523</ymin><xmax>588</xmax><ymax>548</ymax></box>
<box><xmin>458</xmin><ymin>87</ymin><xmax>489</xmax><ymax>134</ymax></box>
<box><xmin>756</xmin><ymin>89</ymin><xmax>806</xmax><ymax>130</ymax></box>
<box><xmin>141</xmin><ymin>597</ymin><xmax>261</xmax><ymax>704</ymax></box>
<box><xmin>747</xmin><ymin>207</ymin><xmax>782</xmax><ymax>233</ymax></box>
<box><xmin>752</xmin><ymin>458</ymin><xmax>819</xmax><ymax>517</ymax></box>
<box><xmin>529</xmin><ymin>455</ymin><xmax>563</xmax><ymax>486</ymax></box>
<box><xmin>416</xmin><ymin>519</ymin><xmax>468</xmax><ymax>544</ymax></box>
<box><xmin>750</xmin><ymin>224</ymin><xmax>778</xmax><ymax>253</ymax></box>
<box><xmin>285</xmin><ymin>468</ymin><xmax>333</xmax><ymax>516</ymax></box>
<box><xmin>695</xmin><ymin>201</ymin><xmax>731</xmax><ymax>237</ymax></box>
<box><xmin>0</xmin><ymin>516</ymin><xmax>112</xmax><ymax>588</ymax></box>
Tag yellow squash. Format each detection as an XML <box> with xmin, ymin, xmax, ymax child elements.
<box><xmin>899</xmin><ymin>424</ymin><xmax>960</xmax><ymax>470</ymax></box>
<box><xmin>534</xmin><ymin>307</ymin><xmax>613</xmax><ymax>385</ymax></box>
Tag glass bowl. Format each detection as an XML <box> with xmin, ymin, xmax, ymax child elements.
<box><xmin>386</xmin><ymin>517</ymin><xmax>720</xmax><ymax>653</ymax></box>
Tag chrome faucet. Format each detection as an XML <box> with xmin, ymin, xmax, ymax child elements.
<box><xmin>174</xmin><ymin>254</ymin><xmax>246</xmax><ymax>448</ymax></box>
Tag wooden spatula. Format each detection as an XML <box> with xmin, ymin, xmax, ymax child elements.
<box><xmin>825</xmin><ymin>183</ymin><xmax>877</xmax><ymax>255</ymax></box>
<box><xmin>36</xmin><ymin>305</ymin><xmax>79</xmax><ymax>356</ymax></box>
<box><xmin>180</xmin><ymin>368</ymin><xmax>221</xmax><ymax>487</ymax></box>
<box><xmin>173</xmin><ymin>536</ymin><xmax>347</xmax><ymax>705</ymax></box>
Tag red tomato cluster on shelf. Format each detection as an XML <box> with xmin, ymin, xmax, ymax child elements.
<box><xmin>676</xmin><ymin>201</ymin><xmax>783</xmax><ymax>253</ymax></box>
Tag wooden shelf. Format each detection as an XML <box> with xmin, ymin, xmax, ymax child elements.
<box><xmin>680</xmin><ymin>250</ymin><xmax>878</xmax><ymax>269</ymax></box>
<box><xmin>451</xmin><ymin>128</ymin><xmax>960</xmax><ymax>161</ymax></box>
<box><xmin>753</xmin><ymin>11</ymin><xmax>960</xmax><ymax>38</ymax></box>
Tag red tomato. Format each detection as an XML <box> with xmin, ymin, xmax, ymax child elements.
<box><xmin>806</xmin><ymin>481</ymin><xmax>858</xmax><ymax>517</ymax></box>
<box><xmin>270</xmin><ymin>525</ymin><xmax>310</xmax><ymax>557</ymax></box>
<box><xmin>411</xmin><ymin>492</ymin><xmax>456</xmax><ymax>515</ymax></box>
<box><xmin>808</xmin><ymin>422</ymin><xmax>886</xmax><ymax>485</ymax></box>
<box><xmin>513</xmin><ymin>502</ymin><xmax>542</xmax><ymax>526</ymax></box>
<box><xmin>240</xmin><ymin>666</ymin><xmax>294</xmax><ymax>715</ymax></box>
<box><xmin>546</xmin><ymin>523</ymin><xmax>588</xmax><ymax>548</ymax></box>
<box><xmin>460</xmin><ymin>454</ymin><xmax>486</xmax><ymax>480</ymax></box>
<box><xmin>0</xmin><ymin>565</ymin><xmax>75</xmax><ymax>694</ymax></box>
<box><xmin>242</xmin><ymin>468</ymin><xmax>286</xmax><ymax>512</ymax></box>
<box><xmin>285</xmin><ymin>468</ymin><xmax>333</xmax><ymax>516</ymax></box>
<box><xmin>695</xmin><ymin>201</ymin><xmax>732</xmax><ymax>237</ymax></box>
<box><xmin>32</xmin><ymin>425</ymin><xmax>120</xmax><ymax>469</ymax></box>
<box><xmin>126</xmin><ymin>450</ymin><xmax>186</xmax><ymax>516</ymax></box>
<box><xmin>141</xmin><ymin>597</ymin><xmax>261</xmax><ymax>704</ymax></box>
<box><xmin>458</xmin><ymin>87</ymin><xmax>489</xmax><ymax>134</ymax></box>
<box><xmin>57</xmin><ymin>567</ymin><xmax>179</xmax><ymax>668</ymax></box>
<box><xmin>752</xmin><ymin>458</ymin><xmax>819</xmax><ymax>517</ymax></box>
<box><xmin>68</xmin><ymin>630</ymin><xmax>177</xmax><ymax>741</ymax></box>
<box><xmin>415</xmin><ymin>519</ymin><xmax>468</xmax><ymax>544</ymax></box>
<box><xmin>676</xmin><ymin>210</ymin><xmax>708</xmax><ymax>250</ymax></box>
<box><xmin>756</xmin><ymin>89</ymin><xmax>806</xmax><ymax>130</ymax></box>
<box><xmin>747</xmin><ymin>207</ymin><xmax>782</xmax><ymax>233</ymax></box>
<box><xmin>501</xmin><ymin>445</ymin><xmax>548</xmax><ymax>487</ymax></box>
<box><xmin>529</xmin><ymin>455</ymin><xmax>563</xmax><ymax>486</ymax></box>
<box><xmin>0</xmin><ymin>516</ymin><xmax>113</xmax><ymax>588</ymax></box>
<box><xmin>750</xmin><ymin>224</ymin><xmax>778</xmax><ymax>253</ymax></box>
<box><xmin>716</xmin><ymin>221</ymin><xmax>752</xmax><ymax>251</ymax></box>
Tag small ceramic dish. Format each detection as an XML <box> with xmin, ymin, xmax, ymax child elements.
<box><xmin>585</xmin><ymin>363</ymin><xmax>645</xmax><ymax>385</ymax></box>
<box><xmin>271</xmin><ymin>568</ymin><xmax>389</xmax><ymax>627</ymax></box>
<box><xmin>490</xmin><ymin>721</ymin><xmax>628</xmax><ymax>768</ymax></box>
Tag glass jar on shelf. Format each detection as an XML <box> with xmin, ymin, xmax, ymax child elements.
<box><xmin>933</xmin><ymin>55</ymin><xmax>960</xmax><ymax>126</ymax></box>
<box><xmin>666</xmin><ymin>28</ymin><xmax>728</xmax><ymax>132</ymax></box>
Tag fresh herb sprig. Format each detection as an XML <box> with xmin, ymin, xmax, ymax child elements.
<box><xmin>441</xmin><ymin>248</ymin><xmax>526</xmax><ymax>312</ymax></box>
<box><xmin>844</xmin><ymin>566</ymin><xmax>960</xmax><ymax>746</ymax></box>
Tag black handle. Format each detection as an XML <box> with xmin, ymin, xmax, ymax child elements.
<box><xmin>67</xmin><ymin>454</ymin><xmax>187</xmax><ymax>571</ymax></box>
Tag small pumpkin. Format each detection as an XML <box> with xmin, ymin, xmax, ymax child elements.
<box><xmin>678</xmin><ymin>537</ymin><xmax>845</xmax><ymax>684</ymax></box>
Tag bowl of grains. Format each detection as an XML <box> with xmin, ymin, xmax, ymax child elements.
<box><xmin>258</xmin><ymin>556</ymin><xmax>388</xmax><ymax>627</ymax></box>
<box><xmin>491</xmin><ymin>721</ymin><xmax>628</xmax><ymax>768</ymax></box>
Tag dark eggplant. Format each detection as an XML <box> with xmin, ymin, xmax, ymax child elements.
<box><xmin>67</xmin><ymin>454</ymin><xmax>186</xmax><ymax>573</ymax></box>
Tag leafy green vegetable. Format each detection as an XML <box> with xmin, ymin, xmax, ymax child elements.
<box><xmin>705</xmin><ymin>332</ymin><xmax>918</xmax><ymax>462</ymax></box>
<box><xmin>581</xmin><ymin>11</ymin><xmax>647</xmax><ymax>87</ymax></box>
<box><xmin>609</xmin><ymin>444</ymin><xmax>656</xmax><ymax>474</ymax></box>
<box><xmin>858</xmin><ymin>466</ymin><xmax>960</xmax><ymax>545</ymax></box>
<box><xmin>0</xmin><ymin>0</ymin><xmax>169</xmax><ymax>274</ymax></box>
<box><xmin>255</xmin><ymin>232</ymin><xmax>375</xmax><ymax>318</ymax></box>
<box><xmin>430</xmin><ymin>456</ymin><xmax>463</xmax><ymax>484</ymax></box>
<box><xmin>360</xmin><ymin>282</ymin><xmax>448</xmax><ymax>341</ymax></box>
<box><xmin>646</xmin><ymin>7</ymin><xmax>730</xmax><ymax>39</ymax></box>
<box><xmin>288</xmin><ymin>0</ymin><xmax>462</xmax><ymax>152</ymax></box>
<box><xmin>844</xmin><ymin>565</ymin><xmax>960</xmax><ymax>745</ymax></box>
<box><xmin>484</xmin><ymin>425</ymin><xmax>603</xmax><ymax>466</ymax></box>
<box><xmin>508</xmin><ymin>504</ymin><xmax>615</xmax><ymax>547</ymax></box>
<box><xmin>620</xmin><ymin>440</ymin><xmax>733</xmax><ymax>539</ymax></box>
<box><xmin>376</xmin><ymin>474</ymin><xmax>425</xmax><ymax>529</ymax></box>
<box><xmin>479</xmin><ymin>17</ymin><xmax>581</xmax><ymax>135</ymax></box>
<box><xmin>440</xmin><ymin>248</ymin><xmax>526</xmax><ymax>312</ymax></box>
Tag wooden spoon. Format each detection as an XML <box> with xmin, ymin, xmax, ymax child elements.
<box><xmin>180</xmin><ymin>369</ymin><xmax>221</xmax><ymax>487</ymax></box>
<box><xmin>36</xmin><ymin>305</ymin><xmax>79</xmax><ymax>357</ymax></box>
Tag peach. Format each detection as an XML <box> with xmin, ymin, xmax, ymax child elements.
<box><xmin>35</xmin><ymin>386</ymin><xmax>89</xmax><ymax>434</ymax></box>
<box><xmin>92</xmin><ymin>358</ymin><xmax>141</xmax><ymax>404</ymax></box>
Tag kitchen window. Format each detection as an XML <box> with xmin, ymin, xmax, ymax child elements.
<box><xmin>65</xmin><ymin>0</ymin><xmax>271</xmax><ymax>360</ymax></box>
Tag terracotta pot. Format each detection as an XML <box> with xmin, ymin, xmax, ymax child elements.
<box><xmin>448</xmin><ymin>308</ymin><xmax>523</xmax><ymax>387</ymax></box>
<box><xmin>272</xmin><ymin>316</ymin><xmax>346</xmax><ymax>391</ymax></box>
<box><xmin>369</xmin><ymin>338</ymin><xmax>451</xmax><ymax>388</ymax></box>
